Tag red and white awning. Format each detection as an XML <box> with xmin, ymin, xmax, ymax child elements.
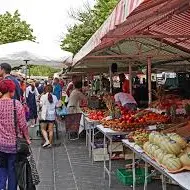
<box><xmin>73</xmin><ymin>0</ymin><xmax>146</xmax><ymax>65</ymax></box>
<box><xmin>73</xmin><ymin>0</ymin><xmax>190</xmax><ymax>66</ymax></box>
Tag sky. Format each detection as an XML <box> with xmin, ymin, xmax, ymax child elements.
<box><xmin>0</xmin><ymin>0</ymin><xmax>95</xmax><ymax>48</ymax></box>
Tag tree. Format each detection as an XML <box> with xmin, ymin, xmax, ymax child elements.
<box><xmin>60</xmin><ymin>0</ymin><xmax>118</xmax><ymax>54</ymax></box>
<box><xmin>29</xmin><ymin>65</ymin><xmax>61</xmax><ymax>77</ymax></box>
<box><xmin>0</xmin><ymin>10</ymin><xmax>36</xmax><ymax>44</ymax></box>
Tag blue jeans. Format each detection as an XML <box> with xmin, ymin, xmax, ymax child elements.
<box><xmin>0</xmin><ymin>151</ymin><xmax>17</xmax><ymax>190</ymax></box>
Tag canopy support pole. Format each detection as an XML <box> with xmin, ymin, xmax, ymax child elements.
<box><xmin>147</xmin><ymin>57</ymin><xmax>152</xmax><ymax>105</ymax></box>
<box><xmin>23</xmin><ymin>60</ymin><xmax>29</xmax><ymax>100</ymax></box>
<box><xmin>100</xmin><ymin>73</ymin><xmax>103</xmax><ymax>92</ymax></box>
<box><xmin>109</xmin><ymin>65</ymin><xmax>113</xmax><ymax>93</ymax></box>
<box><xmin>129</xmin><ymin>63</ymin><xmax>132</xmax><ymax>95</ymax></box>
<box><xmin>24</xmin><ymin>60</ymin><xmax>29</xmax><ymax>80</ymax></box>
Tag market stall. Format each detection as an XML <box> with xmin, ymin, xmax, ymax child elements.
<box><xmin>80</xmin><ymin>99</ymin><xmax>189</xmax><ymax>186</ymax></box>
<box><xmin>67</xmin><ymin>0</ymin><xmax>190</xmax><ymax>189</ymax></box>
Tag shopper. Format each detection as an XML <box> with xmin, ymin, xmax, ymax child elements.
<box><xmin>119</xmin><ymin>73</ymin><xmax>130</xmax><ymax>93</ymax></box>
<box><xmin>40</xmin><ymin>85</ymin><xmax>58</xmax><ymax>148</ymax></box>
<box><xmin>0</xmin><ymin>63</ymin><xmax>21</xmax><ymax>101</ymax></box>
<box><xmin>26</xmin><ymin>79</ymin><xmax>39</xmax><ymax>124</ymax></box>
<box><xmin>0</xmin><ymin>79</ymin><xmax>30</xmax><ymax>190</ymax></box>
<box><xmin>67</xmin><ymin>81</ymin><xmax>87</xmax><ymax>114</ymax></box>
<box><xmin>53</xmin><ymin>78</ymin><xmax>62</xmax><ymax>100</ymax></box>
<box><xmin>114</xmin><ymin>89</ymin><xmax>137</xmax><ymax>111</ymax></box>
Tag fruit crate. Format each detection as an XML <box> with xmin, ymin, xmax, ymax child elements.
<box><xmin>116</xmin><ymin>168</ymin><xmax>151</xmax><ymax>186</ymax></box>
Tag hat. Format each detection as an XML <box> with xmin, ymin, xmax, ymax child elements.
<box><xmin>27</xmin><ymin>79</ymin><xmax>34</xmax><ymax>84</ymax></box>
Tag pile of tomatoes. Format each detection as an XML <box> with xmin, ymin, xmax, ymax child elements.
<box><xmin>88</xmin><ymin>111</ymin><xmax>105</xmax><ymax>121</ymax></box>
<box><xmin>120</xmin><ymin>111</ymin><xmax>169</xmax><ymax>125</ymax></box>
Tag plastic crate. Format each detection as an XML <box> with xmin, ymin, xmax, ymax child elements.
<box><xmin>116</xmin><ymin>168</ymin><xmax>151</xmax><ymax>186</ymax></box>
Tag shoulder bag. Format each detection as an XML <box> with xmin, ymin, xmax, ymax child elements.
<box><xmin>13</xmin><ymin>100</ymin><xmax>30</xmax><ymax>156</ymax></box>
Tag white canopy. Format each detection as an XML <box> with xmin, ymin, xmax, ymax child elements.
<box><xmin>0</xmin><ymin>40</ymin><xmax>73</xmax><ymax>68</ymax></box>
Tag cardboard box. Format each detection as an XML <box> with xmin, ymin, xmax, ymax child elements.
<box><xmin>93</xmin><ymin>148</ymin><xmax>108</xmax><ymax>155</ymax></box>
<box><xmin>108</xmin><ymin>142</ymin><xmax>123</xmax><ymax>152</ymax></box>
<box><xmin>93</xmin><ymin>154</ymin><xmax>109</xmax><ymax>162</ymax></box>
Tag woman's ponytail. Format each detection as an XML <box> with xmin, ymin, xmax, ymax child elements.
<box><xmin>44</xmin><ymin>84</ymin><xmax>54</xmax><ymax>103</ymax></box>
<box><xmin>48</xmin><ymin>92</ymin><xmax>53</xmax><ymax>103</ymax></box>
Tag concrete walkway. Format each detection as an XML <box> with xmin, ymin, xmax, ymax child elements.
<box><xmin>31</xmin><ymin>129</ymin><xmax>183</xmax><ymax>190</ymax></box>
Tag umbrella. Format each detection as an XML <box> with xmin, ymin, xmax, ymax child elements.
<box><xmin>0</xmin><ymin>40</ymin><xmax>73</xmax><ymax>68</ymax></box>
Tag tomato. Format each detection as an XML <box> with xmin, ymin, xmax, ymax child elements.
<box><xmin>97</xmin><ymin>111</ymin><xmax>103</xmax><ymax>116</ymax></box>
<box><xmin>125</xmin><ymin>115</ymin><xmax>130</xmax><ymax>120</ymax></box>
<box><xmin>121</xmin><ymin>110</ymin><xmax>125</xmax><ymax>115</ymax></box>
<box><xmin>128</xmin><ymin>117</ymin><xmax>134</xmax><ymax>123</ymax></box>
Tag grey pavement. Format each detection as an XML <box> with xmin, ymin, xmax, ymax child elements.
<box><xmin>31</xmin><ymin>127</ymin><xmax>183</xmax><ymax>190</ymax></box>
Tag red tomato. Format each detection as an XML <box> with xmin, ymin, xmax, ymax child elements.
<box><xmin>125</xmin><ymin>115</ymin><xmax>130</xmax><ymax>120</ymax></box>
<box><xmin>97</xmin><ymin>111</ymin><xmax>103</xmax><ymax>116</ymax></box>
<box><xmin>128</xmin><ymin>117</ymin><xmax>134</xmax><ymax>123</ymax></box>
<box><xmin>121</xmin><ymin>110</ymin><xmax>125</xmax><ymax>115</ymax></box>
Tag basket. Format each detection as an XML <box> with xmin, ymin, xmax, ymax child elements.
<box><xmin>116</xmin><ymin>168</ymin><xmax>151</xmax><ymax>186</ymax></box>
<box><xmin>65</xmin><ymin>113</ymin><xmax>82</xmax><ymax>133</ymax></box>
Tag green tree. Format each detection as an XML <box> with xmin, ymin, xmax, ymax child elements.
<box><xmin>0</xmin><ymin>10</ymin><xmax>36</xmax><ymax>44</ymax></box>
<box><xmin>29</xmin><ymin>65</ymin><xmax>61</xmax><ymax>77</ymax></box>
<box><xmin>60</xmin><ymin>0</ymin><xmax>118</xmax><ymax>54</ymax></box>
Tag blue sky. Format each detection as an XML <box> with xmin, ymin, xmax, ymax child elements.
<box><xmin>0</xmin><ymin>0</ymin><xmax>95</xmax><ymax>47</ymax></box>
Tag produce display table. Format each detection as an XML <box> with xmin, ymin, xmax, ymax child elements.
<box><xmin>81</xmin><ymin>113</ymin><xmax>100</xmax><ymax>158</ymax></box>
<box><xmin>122</xmin><ymin>139</ymin><xmax>190</xmax><ymax>190</ymax></box>
<box><xmin>96</xmin><ymin>125</ymin><xmax>128</xmax><ymax>187</ymax></box>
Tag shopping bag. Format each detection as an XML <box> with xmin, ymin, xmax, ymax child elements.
<box><xmin>15</xmin><ymin>159</ymin><xmax>27</xmax><ymax>189</ymax></box>
<box><xmin>27</xmin><ymin>148</ymin><xmax>40</xmax><ymax>185</ymax></box>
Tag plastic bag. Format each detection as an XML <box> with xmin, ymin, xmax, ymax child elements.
<box><xmin>56</xmin><ymin>106</ymin><xmax>68</xmax><ymax>116</ymax></box>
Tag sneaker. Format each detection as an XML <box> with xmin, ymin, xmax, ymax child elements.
<box><xmin>47</xmin><ymin>144</ymin><xmax>52</xmax><ymax>148</ymax></box>
<box><xmin>42</xmin><ymin>141</ymin><xmax>50</xmax><ymax>147</ymax></box>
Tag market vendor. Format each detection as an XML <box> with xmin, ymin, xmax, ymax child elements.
<box><xmin>114</xmin><ymin>89</ymin><xmax>137</xmax><ymax>111</ymax></box>
<box><xmin>66</xmin><ymin>75</ymin><xmax>78</xmax><ymax>97</ymax></box>
<box><xmin>67</xmin><ymin>81</ymin><xmax>87</xmax><ymax>113</ymax></box>
<box><xmin>119</xmin><ymin>73</ymin><xmax>129</xmax><ymax>93</ymax></box>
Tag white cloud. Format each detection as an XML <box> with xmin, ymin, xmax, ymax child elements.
<box><xmin>0</xmin><ymin>0</ymin><xmax>95</xmax><ymax>47</ymax></box>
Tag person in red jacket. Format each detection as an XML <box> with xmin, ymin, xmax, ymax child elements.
<box><xmin>119</xmin><ymin>73</ymin><xmax>129</xmax><ymax>93</ymax></box>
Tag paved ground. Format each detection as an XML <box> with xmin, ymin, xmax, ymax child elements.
<box><xmin>31</xmin><ymin>126</ymin><xmax>184</xmax><ymax>190</ymax></box>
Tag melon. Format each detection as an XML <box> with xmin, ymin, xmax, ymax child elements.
<box><xmin>160</xmin><ymin>140</ymin><xmax>181</xmax><ymax>155</ymax></box>
<box><xmin>162</xmin><ymin>154</ymin><xmax>176</xmax><ymax>166</ymax></box>
<box><xmin>168</xmin><ymin>133</ymin><xmax>187</xmax><ymax>149</ymax></box>
<box><xmin>179</xmin><ymin>153</ymin><xmax>190</xmax><ymax>167</ymax></box>
<box><xmin>164</xmin><ymin>158</ymin><xmax>182</xmax><ymax>171</ymax></box>
<box><xmin>143</xmin><ymin>141</ymin><xmax>150</xmax><ymax>152</ymax></box>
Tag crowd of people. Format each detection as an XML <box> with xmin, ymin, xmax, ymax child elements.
<box><xmin>0</xmin><ymin>63</ymin><xmax>88</xmax><ymax>189</ymax></box>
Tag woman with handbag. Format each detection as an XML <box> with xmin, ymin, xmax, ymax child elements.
<box><xmin>0</xmin><ymin>79</ymin><xmax>31</xmax><ymax>190</ymax></box>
